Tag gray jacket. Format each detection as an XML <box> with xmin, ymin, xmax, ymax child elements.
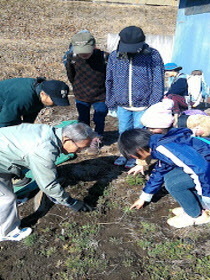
<box><xmin>0</xmin><ymin>123</ymin><xmax>70</xmax><ymax>205</ymax></box>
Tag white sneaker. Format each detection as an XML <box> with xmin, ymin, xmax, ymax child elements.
<box><xmin>167</xmin><ymin>210</ymin><xmax>210</xmax><ymax>228</ymax></box>
<box><xmin>0</xmin><ymin>227</ymin><xmax>32</xmax><ymax>242</ymax></box>
<box><xmin>171</xmin><ymin>207</ymin><xmax>185</xmax><ymax>216</ymax></box>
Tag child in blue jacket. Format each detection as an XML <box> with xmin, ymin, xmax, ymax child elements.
<box><xmin>118</xmin><ymin>127</ymin><xmax>210</xmax><ymax>228</ymax></box>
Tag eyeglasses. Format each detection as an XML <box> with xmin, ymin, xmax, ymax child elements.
<box><xmin>71</xmin><ymin>140</ymin><xmax>85</xmax><ymax>152</ymax></box>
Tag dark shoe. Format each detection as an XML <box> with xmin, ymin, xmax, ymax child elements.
<box><xmin>13</xmin><ymin>177</ymin><xmax>32</xmax><ymax>187</ymax></box>
<box><xmin>69</xmin><ymin>199</ymin><xmax>94</xmax><ymax>212</ymax></box>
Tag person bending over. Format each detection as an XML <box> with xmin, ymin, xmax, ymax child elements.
<box><xmin>118</xmin><ymin>128</ymin><xmax>210</xmax><ymax>228</ymax></box>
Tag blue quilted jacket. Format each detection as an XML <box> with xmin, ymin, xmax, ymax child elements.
<box><xmin>105</xmin><ymin>48</ymin><xmax>164</xmax><ymax>109</ymax></box>
<box><xmin>141</xmin><ymin>128</ymin><xmax>210</xmax><ymax>201</ymax></box>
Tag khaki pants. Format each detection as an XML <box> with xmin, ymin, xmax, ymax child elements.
<box><xmin>0</xmin><ymin>173</ymin><xmax>20</xmax><ymax>237</ymax></box>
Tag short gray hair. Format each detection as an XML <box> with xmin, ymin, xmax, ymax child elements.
<box><xmin>62</xmin><ymin>122</ymin><xmax>97</xmax><ymax>141</ymax></box>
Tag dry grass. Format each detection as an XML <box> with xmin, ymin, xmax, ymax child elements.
<box><xmin>0</xmin><ymin>0</ymin><xmax>177</xmax><ymax>81</ymax></box>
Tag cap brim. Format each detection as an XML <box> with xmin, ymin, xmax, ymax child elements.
<box><xmin>51</xmin><ymin>97</ymin><xmax>70</xmax><ymax>106</ymax></box>
<box><xmin>73</xmin><ymin>45</ymin><xmax>94</xmax><ymax>54</ymax></box>
<box><xmin>165</xmin><ymin>66</ymin><xmax>182</xmax><ymax>71</ymax></box>
<box><xmin>118</xmin><ymin>41</ymin><xmax>144</xmax><ymax>53</ymax></box>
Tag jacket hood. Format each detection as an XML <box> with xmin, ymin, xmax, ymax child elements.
<box><xmin>149</xmin><ymin>128</ymin><xmax>193</xmax><ymax>155</ymax></box>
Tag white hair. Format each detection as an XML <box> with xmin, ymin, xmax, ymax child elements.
<box><xmin>62</xmin><ymin>122</ymin><xmax>96</xmax><ymax>141</ymax></box>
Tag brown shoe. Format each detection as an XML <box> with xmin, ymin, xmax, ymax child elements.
<box><xmin>86</xmin><ymin>137</ymin><xmax>102</xmax><ymax>155</ymax></box>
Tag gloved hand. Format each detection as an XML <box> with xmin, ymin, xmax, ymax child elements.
<box><xmin>68</xmin><ymin>199</ymin><xmax>94</xmax><ymax>212</ymax></box>
<box><xmin>202</xmin><ymin>196</ymin><xmax>210</xmax><ymax>210</ymax></box>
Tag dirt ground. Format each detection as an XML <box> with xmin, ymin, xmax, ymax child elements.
<box><xmin>1</xmin><ymin>1</ymin><xmax>210</xmax><ymax>280</ymax></box>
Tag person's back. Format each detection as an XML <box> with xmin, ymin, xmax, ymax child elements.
<box><xmin>0</xmin><ymin>78</ymin><xmax>43</xmax><ymax>127</ymax></box>
<box><xmin>187</xmin><ymin>70</ymin><xmax>209</xmax><ymax>108</ymax></box>
<box><xmin>0</xmin><ymin>77</ymin><xmax>35</xmax><ymax>102</ymax></box>
<box><xmin>0</xmin><ymin>77</ymin><xmax>70</xmax><ymax>128</ymax></box>
<box><xmin>0</xmin><ymin>123</ymin><xmax>58</xmax><ymax>169</ymax></box>
<box><xmin>188</xmin><ymin>75</ymin><xmax>202</xmax><ymax>102</ymax></box>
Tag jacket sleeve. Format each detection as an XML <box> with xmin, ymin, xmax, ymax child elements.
<box><xmin>66</xmin><ymin>53</ymin><xmax>76</xmax><ymax>84</ymax></box>
<box><xmin>149</xmin><ymin>50</ymin><xmax>164</xmax><ymax>105</ymax></box>
<box><xmin>27</xmin><ymin>144</ymin><xmax>70</xmax><ymax>205</ymax></box>
<box><xmin>140</xmin><ymin>162</ymin><xmax>169</xmax><ymax>202</ymax></box>
<box><xmin>105</xmin><ymin>53</ymin><xmax>116</xmax><ymax>109</ymax></box>
<box><xmin>191</xmin><ymin>137</ymin><xmax>210</xmax><ymax>161</ymax></box>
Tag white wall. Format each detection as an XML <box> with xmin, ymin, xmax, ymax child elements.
<box><xmin>107</xmin><ymin>33</ymin><xmax>174</xmax><ymax>63</ymax></box>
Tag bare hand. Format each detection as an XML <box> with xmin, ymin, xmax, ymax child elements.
<box><xmin>128</xmin><ymin>165</ymin><xmax>145</xmax><ymax>175</ymax></box>
<box><xmin>130</xmin><ymin>198</ymin><xmax>145</xmax><ymax>210</ymax></box>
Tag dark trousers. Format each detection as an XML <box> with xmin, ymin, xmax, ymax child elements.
<box><xmin>75</xmin><ymin>99</ymin><xmax>108</xmax><ymax>136</ymax></box>
<box><xmin>167</xmin><ymin>94</ymin><xmax>189</xmax><ymax>114</ymax></box>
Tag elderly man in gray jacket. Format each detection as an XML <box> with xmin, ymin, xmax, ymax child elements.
<box><xmin>0</xmin><ymin>122</ymin><xmax>96</xmax><ymax>242</ymax></box>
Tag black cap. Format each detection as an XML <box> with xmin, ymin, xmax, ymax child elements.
<box><xmin>118</xmin><ymin>26</ymin><xmax>145</xmax><ymax>53</ymax></box>
<box><xmin>41</xmin><ymin>80</ymin><xmax>70</xmax><ymax>106</ymax></box>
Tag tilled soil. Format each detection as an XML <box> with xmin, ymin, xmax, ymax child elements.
<box><xmin>1</xmin><ymin>2</ymin><xmax>210</xmax><ymax>280</ymax></box>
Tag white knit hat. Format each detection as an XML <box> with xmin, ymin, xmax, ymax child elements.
<box><xmin>141</xmin><ymin>99</ymin><xmax>174</xmax><ymax>128</ymax></box>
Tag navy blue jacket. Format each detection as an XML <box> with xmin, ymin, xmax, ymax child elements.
<box><xmin>165</xmin><ymin>73</ymin><xmax>188</xmax><ymax>97</ymax></box>
<box><xmin>141</xmin><ymin>128</ymin><xmax>210</xmax><ymax>201</ymax></box>
<box><xmin>106</xmin><ymin>48</ymin><xmax>164</xmax><ymax>109</ymax></box>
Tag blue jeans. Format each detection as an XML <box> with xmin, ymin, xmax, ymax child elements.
<box><xmin>75</xmin><ymin>100</ymin><xmax>108</xmax><ymax>136</ymax></box>
<box><xmin>117</xmin><ymin>107</ymin><xmax>145</xmax><ymax>134</ymax></box>
<box><xmin>164</xmin><ymin>168</ymin><xmax>202</xmax><ymax>218</ymax></box>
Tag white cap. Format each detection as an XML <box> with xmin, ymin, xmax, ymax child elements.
<box><xmin>141</xmin><ymin>99</ymin><xmax>174</xmax><ymax>128</ymax></box>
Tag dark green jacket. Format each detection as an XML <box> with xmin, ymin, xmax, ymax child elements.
<box><xmin>0</xmin><ymin>78</ymin><xmax>44</xmax><ymax>127</ymax></box>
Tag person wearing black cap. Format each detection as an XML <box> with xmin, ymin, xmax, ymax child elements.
<box><xmin>0</xmin><ymin>77</ymin><xmax>70</xmax><ymax>128</ymax></box>
<box><xmin>106</xmin><ymin>26</ymin><xmax>164</xmax><ymax>168</ymax></box>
